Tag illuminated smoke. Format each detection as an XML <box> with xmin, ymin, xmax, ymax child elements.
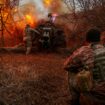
<box><xmin>19</xmin><ymin>0</ymin><xmax>62</xmax><ymax>19</ymax></box>
<box><xmin>43</xmin><ymin>0</ymin><xmax>53</xmax><ymax>7</ymax></box>
<box><xmin>43</xmin><ymin>0</ymin><xmax>62</xmax><ymax>13</ymax></box>
<box><xmin>12</xmin><ymin>0</ymin><xmax>63</xmax><ymax>29</ymax></box>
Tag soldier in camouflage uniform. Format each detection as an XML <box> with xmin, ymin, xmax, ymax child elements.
<box><xmin>64</xmin><ymin>29</ymin><xmax>105</xmax><ymax>105</ymax></box>
<box><xmin>24</xmin><ymin>24</ymin><xmax>39</xmax><ymax>55</ymax></box>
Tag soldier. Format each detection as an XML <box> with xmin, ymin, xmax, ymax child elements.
<box><xmin>23</xmin><ymin>24</ymin><xmax>39</xmax><ymax>55</ymax></box>
<box><xmin>64</xmin><ymin>28</ymin><xmax>105</xmax><ymax>105</ymax></box>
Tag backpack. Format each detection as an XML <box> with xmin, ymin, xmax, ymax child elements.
<box><xmin>76</xmin><ymin>69</ymin><xmax>93</xmax><ymax>92</ymax></box>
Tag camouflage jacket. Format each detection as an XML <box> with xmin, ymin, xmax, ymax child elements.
<box><xmin>64</xmin><ymin>43</ymin><xmax>105</xmax><ymax>82</ymax></box>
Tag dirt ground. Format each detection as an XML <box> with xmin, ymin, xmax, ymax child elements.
<box><xmin>0</xmin><ymin>52</ymin><xmax>70</xmax><ymax>105</ymax></box>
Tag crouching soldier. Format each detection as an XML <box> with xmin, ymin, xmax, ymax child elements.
<box><xmin>23</xmin><ymin>24</ymin><xmax>39</xmax><ymax>55</ymax></box>
<box><xmin>64</xmin><ymin>28</ymin><xmax>105</xmax><ymax>105</ymax></box>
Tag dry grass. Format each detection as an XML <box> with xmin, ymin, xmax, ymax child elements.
<box><xmin>0</xmin><ymin>53</ymin><xmax>70</xmax><ymax>105</ymax></box>
<box><xmin>0</xmin><ymin>52</ymin><xmax>103</xmax><ymax>105</ymax></box>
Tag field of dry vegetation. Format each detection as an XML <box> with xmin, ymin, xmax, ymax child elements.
<box><xmin>0</xmin><ymin>52</ymin><xmax>70</xmax><ymax>105</ymax></box>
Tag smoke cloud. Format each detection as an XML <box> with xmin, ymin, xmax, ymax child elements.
<box><xmin>19</xmin><ymin>0</ymin><xmax>63</xmax><ymax>19</ymax></box>
<box><xmin>12</xmin><ymin>0</ymin><xmax>68</xmax><ymax>28</ymax></box>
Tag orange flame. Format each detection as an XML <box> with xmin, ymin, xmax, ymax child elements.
<box><xmin>26</xmin><ymin>15</ymin><xmax>32</xmax><ymax>20</ymax></box>
<box><xmin>0</xmin><ymin>0</ymin><xmax>4</xmax><ymax>4</ymax></box>
<box><xmin>43</xmin><ymin>0</ymin><xmax>52</xmax><ymax>7</ymax></box>
<box><xmin>25</xmin><ymin>14</ymin><xmax>35</xmax><ymax>26</ymax></box>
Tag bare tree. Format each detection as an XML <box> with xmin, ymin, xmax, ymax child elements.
<box><xmin>62</xmin><ymin>0</ymin><xmax>105</xmax><ymax>30</ymax></box>
<box><xmin>60</xmin><ymin>0</ymin><xmax>105</xmax><ymax>49</ymax></box>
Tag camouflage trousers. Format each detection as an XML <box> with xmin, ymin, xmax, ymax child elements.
<box><xmin>68</xmin><ymin>72</ymin><xmax>80</xmax><ymax>105</ymax></box>
<box><xmin>86</xmin><ymin>82</ymin><xmax>105</xmax><ymax>104</ymax></box>
<box><xmin>26</xmin><ymin>39</ymin><xmax>32</xmax><ymax>47</ymax></box>
<box><xmin>68</xmin><ymin>72</ymin><xmax>105</xmax><ymax>105</ymax></box>
<box><xmin>26</xmin><ymin>40</ymin><xmax>32</xmax><ymax>55</ymax></box>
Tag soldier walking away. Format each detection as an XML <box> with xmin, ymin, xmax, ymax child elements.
<box><xmin>23</xmin><ymin>24</ymin><xmax>39</xmax><ymax>55</ymax></box>
<box><xmin>64</xmin><ymin>28</ymin><xmax>105</xmax><ymax>105</ymax></box>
